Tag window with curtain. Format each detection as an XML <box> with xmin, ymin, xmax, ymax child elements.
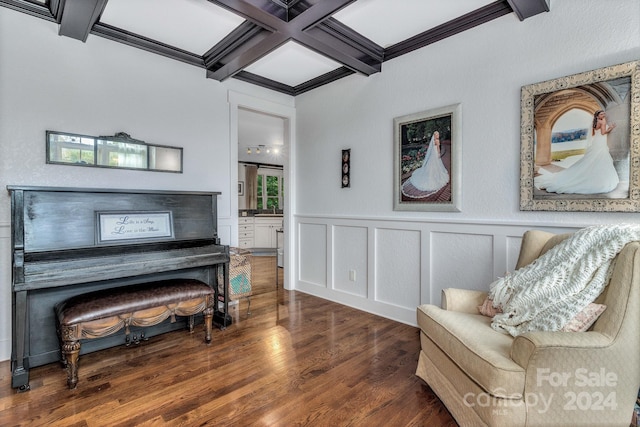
<box><xmin>257</xmin><ymin>167</ymin><xmax>283</xmax><ymax>209</ymax></box>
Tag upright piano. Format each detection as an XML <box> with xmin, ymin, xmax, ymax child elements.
<box><xmin>7</xmin><ymin>186</ymin><xmax>230</xmax><ymax>391</ymax></box>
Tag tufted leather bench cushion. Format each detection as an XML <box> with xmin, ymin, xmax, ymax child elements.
<box><xmin>56</xmin><ymin>279</ymin><xmax>214</xmax><ymax>325</ymax></box>
<box><xmin>55</xmin><ymin>278</ymin><xmax>214</xmax><ymax>389</ymax></box>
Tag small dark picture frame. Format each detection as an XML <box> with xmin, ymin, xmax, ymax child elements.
<box><xmin>341</xmin><ymin>149</ymin><xmax>351</xmax><ymax>188</ymax></box>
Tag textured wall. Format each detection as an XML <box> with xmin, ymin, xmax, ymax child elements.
<box><xmin>0</xmin><ymin>8</ymin><xmax>292</xmax><ymax>361</ymax></box>
<box><xmin>294</xmin><ymin>0</ymin><xmax>640</xmax><ymax>224</ymax></box>
<box><xmin>293</xmin><ymin>0</ymin><xmax>640</xmax><ymax>324</ymax></box>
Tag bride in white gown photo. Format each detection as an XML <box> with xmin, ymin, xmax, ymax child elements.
<box><xmin>402</xmin><ymin>130</ymin><xmax>449</xmax><ymax>198</ymax></box>
<box><xmin>534</xmin><ymin>110</ymin><xmax>619</xmax><ymax>194</ymax></box>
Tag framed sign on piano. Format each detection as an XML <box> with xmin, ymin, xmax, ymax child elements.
<box><xmin>97</xmin><ymin>211</ymin><xmax>174</xmax><ymax>244</ymax></box>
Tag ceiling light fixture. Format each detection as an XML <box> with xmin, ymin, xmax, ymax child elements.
<box><xmin>244</xmin><ymin>145</ymin><xmax>283</xmax><ymax>155</ymax></box>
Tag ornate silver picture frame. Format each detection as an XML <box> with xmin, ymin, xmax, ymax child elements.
<box><xmin>520</xmin><ymin>60</ymin><xmax>640</xmax><ymax>212</ymax></box>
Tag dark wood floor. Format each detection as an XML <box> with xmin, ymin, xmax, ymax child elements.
<box><xmin>0</xmin><ymin>256</ymin><xmax>457</xmax><ymax>426</ymax></box>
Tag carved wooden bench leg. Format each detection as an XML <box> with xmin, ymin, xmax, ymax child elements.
<box><xmin>60</xmin><ymin>325</ymin><xmax>81</xmax><ymax>389</ymax></box>
<box><xmin>204</xmin><ymin>307</ymin><xmax>213</xmax><ymax>343</ymax></box>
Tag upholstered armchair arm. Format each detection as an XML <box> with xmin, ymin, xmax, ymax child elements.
<box><xmin>510</xmin><ymin>331</ymin><xmax>626</xmax><ymax>424</ymax></box>
<box><xmin>441</xmin><ymin>288</ymin><xmax>487</xmax><ymax>313</ymax></box>
<box><xmin>511</xmin><ymin>331</ymin><xmax>612</xmax><ymax>368</ymax></box>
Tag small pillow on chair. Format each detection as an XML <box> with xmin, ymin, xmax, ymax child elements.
<box><xmin>478</xmin><ymin>298</ymin><xmax>605</xmax><ymax>333</ymax></box>
<box><xmin>561</xmin><ymin>303</ymin><xmax>607</xmax><ymax>332</ymax></box>
<box><xmin>478</xmin><ymin>296</ymin><xmax>503</xmax><ymax>317</ymax></box>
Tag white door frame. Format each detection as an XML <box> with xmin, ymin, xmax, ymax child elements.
<box><xmin>228</xmin><ymin>91</ymin><xmax>296</xmax><ymax>290</ymax></box>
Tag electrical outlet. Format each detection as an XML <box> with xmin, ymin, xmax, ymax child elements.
<box><xmin>349</xmin><ymin>270</ymin><xmax>356</xmax><ymax>281</ymax></box>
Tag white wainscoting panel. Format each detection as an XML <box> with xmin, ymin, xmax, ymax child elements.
<box><xmin>1</xmin><ymin>223</ymin><xmax>12</xmax><ymax>361</ymax></box>
<box><xmin>298</xmin><ymin>222</ymin><xmax>327</xmax><ymax>287</ymax></box>
<box><xmin>294</xmin><ymin>216</ymin><xmax>579</xmax><ymax>326</ymax></box>
<box><xmin>332</xmin><ymin>225</ymin><xmax>368</xmax><ymax>298</ymax></box>
<box><xmin>375</xmin><ymin>228</ymin><xmax>421</xmax><ymax>309</ymax></box>
<box><xmin>429</xmin><ymin>231</ymin><xmax>494</xmax><ymax>307</ymax></box>
<box><xmin>218</xmin><ymin>222</ymin><xmax>232</xmax><ymax>246</ymax></box>
<box><xmin>506</xmin><ymin>235</ymin><xmax>525</xmax><ymax>272</ymax></box>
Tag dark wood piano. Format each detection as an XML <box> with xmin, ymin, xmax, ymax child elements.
<box><xmin>7</xmin><ymin>186</ymin><xmax>230</xmax><ymax>391</ymax></box>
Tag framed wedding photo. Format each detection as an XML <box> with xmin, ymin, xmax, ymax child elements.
<box><xmin>520</xmin><ymin>60</ymin><xmax>640</xmax><ymax>212</ymax></box>
<box><xmin>393</xmin><ymin>104</ymin><xmax>462</xmax><ymax>212</ymax></box>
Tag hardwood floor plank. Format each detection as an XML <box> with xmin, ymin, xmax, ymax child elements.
<box><xmin>0</xmin><ymin>256</ymin><xmax>456</xmax><ymax>426</ymax></box>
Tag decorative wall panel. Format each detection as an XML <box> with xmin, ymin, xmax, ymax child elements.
<box><xmin>0</xmin><ymin>223</ymin><xmax>13</xmax><ymax>361</ymax></box>
<box><xmin>295</xmin><ymin>216</ymin><xmax>578</xmax><ymax>326</ymax></box>
<box><xmin>375</xmin><ymin>228</ymin><xmax>421</xmax><ymax>309</ymax></box>
<box><xmin>430</xmin><ymin>232</ymin><xmax>493</xmax><ymax>307</ymax></box>
<box><xmin>298</xmin><ymin>223</ymin><xmax>327</xmax><ymax>287</ymax></box>
<box><xmin>333</xmin><ymin>225</ymin><xmax>368</xmax><ymax>297</ymax></box>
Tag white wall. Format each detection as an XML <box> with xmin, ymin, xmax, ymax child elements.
<box><xmin>0</xmin><ymin>8</ymin><xmax>293</xmax><ymax>361</ymax></box>
<box><xmin>293</xmin><ymin>0</ymin><xmax>640</xmax><ymax>324</ymax></box>
<box><xmin>1</xmin><ymin>0</ymin><xmax>639</xmax><ymax>363</ymax></box>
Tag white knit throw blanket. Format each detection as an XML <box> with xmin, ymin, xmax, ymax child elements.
<box><xmin>489</xmin><ymin>224</ymin><xmax>640</xmax><ymax>336</ymax></box>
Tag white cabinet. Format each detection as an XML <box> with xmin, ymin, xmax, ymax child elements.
<box><xmin>253</xmin><ymin>217</ymin><xmax>282</xmax><ymax>248</ymax></box>
<box><xmin>238</xmin><ymin>217</ymin><xmax>254</xmax><ymax>249</ymax></box>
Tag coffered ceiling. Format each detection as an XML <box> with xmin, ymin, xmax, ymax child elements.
<box><xmin>2</xmin><ymin>0</ymin><xmax>550</xmax><ymax>96</ymax></box>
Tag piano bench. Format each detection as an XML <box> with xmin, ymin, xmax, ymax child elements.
<box><xmin>54</xmin><ymin>279</ymin><xmax>214</xmax><ymax>389</ymax></box>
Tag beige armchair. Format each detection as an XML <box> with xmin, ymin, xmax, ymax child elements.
<box><xmin>415</xmin><ymin>230</ymin><xmax>640</xmax><ymax>426</ymax></box>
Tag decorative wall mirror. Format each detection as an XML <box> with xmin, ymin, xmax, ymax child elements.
<box><xmin>47</xmin><ymin>131</ymin><xmax>183</xmax><ymax>173</ymax></box>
